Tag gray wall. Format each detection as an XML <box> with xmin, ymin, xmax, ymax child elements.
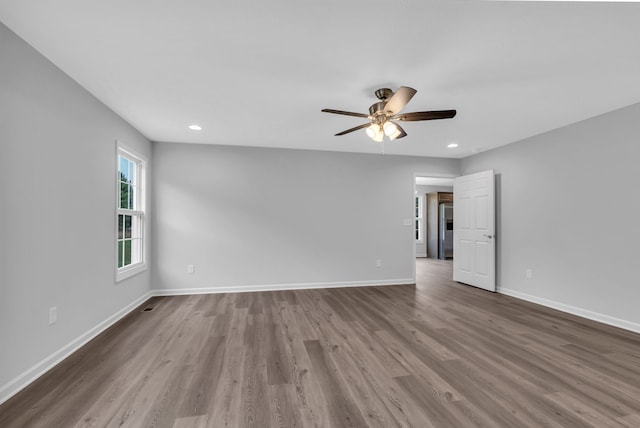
<box><xmin>462</xmin><ymin>103</ymin><xmax>640</xmax><ymax>330</ymax></box>
<box><xmin>415</xmin><ymin>185</ymin><xmax>453</xmax><ymax>257</ymax></box>
<box><xmin>152</xmin><ymin>143</ymin><xmax>460</xmax><ymax>292</ymax></box>
<box><xmin>0</xmin><ymin>23</ymin><xmax>152</xmax><ymax>396</ymax></box>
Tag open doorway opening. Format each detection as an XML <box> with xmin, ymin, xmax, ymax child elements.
<box><xmin>414</xmin><ymin>175</ymin><xmax>455</xmax><ymax>260</ymax></box>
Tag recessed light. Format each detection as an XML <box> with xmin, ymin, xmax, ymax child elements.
<box><xmin>188</xmin><ymin>124</ymin><xmax>202</xmax><ymax>131</ymax></box>
<box><xmin>447</xmin><ymin>143</ymin><xmax>459</xmax><ymax>148</ymax></box>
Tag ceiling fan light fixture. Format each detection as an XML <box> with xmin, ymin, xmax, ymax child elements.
<box><xmin>188</xmin><ymin>124</ymin><xmax>202</xmax><ymax>131</ymax></box>
<box><xmin>383</xmin><ymin>121</ymin><xmax>398</xmax><ymax>137</ymax></box>
<box><xmin>366</xmin><ymin>124</ymin><xmax>383</xmax><ymax>141</ymax></box>
<box><xmin>365</xmin><ymin>124</ymin><xmax>376</xmax><ymax>139</ymax></box>
<box><xmin>388</xmin><ymin>128</ymin><xmax>403</xmax><ymax>141</ymax></box>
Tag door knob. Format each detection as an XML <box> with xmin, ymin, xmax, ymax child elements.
<box><xmin>484</xmin><ymin>234</ymin><xmax>494</xmax><ymax>239</ymax></box>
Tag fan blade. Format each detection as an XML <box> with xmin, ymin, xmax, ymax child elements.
<box><xmin>394</xmin><ymin>110</ymin><xmax>457</xmax><ymax>121</ymax></box>
<box><xmin>389</xmin><ymin>123</ymin><xmax>407</xmax><ymax>140</ymax></box>
<box><xmin>335</xmin><ymin>122</ymin><xmax>371</xmax><ymax>136</ymax></box>
<box><xmin>383</xmin><ymin>86</ymin><xmax>417</xmax><ymax>115</ymax></box>
<box><xmin>321</xmin><ymin>109</ymin><xmax>369</xmax><ymax>118</ymax></box>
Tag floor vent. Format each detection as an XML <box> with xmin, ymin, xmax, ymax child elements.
<box><xmin>142</xmin><ymin>306</ymin><xmax>154</xmax><ymax>312</ymax></box>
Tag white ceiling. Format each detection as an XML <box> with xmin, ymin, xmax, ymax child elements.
<box><xmin>2</xmin><ymin>1</ymin><xmax>640</xmax><ymax>158</ymax></box>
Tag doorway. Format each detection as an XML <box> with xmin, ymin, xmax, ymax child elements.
<box><xmin>414</xmin><ymin>175</ymin><xmax>455</xmax><ymax>260</ymax></box>
<box><xmin>413</xmin><ymin>171</ymin><xmax>496</xmax><ymax>292</ymax></box>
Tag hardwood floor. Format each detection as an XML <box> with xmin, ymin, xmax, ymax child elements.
<box><xmin>2</xmin><ymin>258</ymin><xmax>640</xmax><ymax>427</ymax></box>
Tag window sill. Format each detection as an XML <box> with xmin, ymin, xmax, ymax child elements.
<box><xmin>116</xmin><ymin>263</ymin><xmax>147</xmax><ymax>283</ymax></box>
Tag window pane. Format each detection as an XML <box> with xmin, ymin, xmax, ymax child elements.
<box><xmin>118</xmin><ymin>241</ymin><xmax>124</xmax><ymax>268</ymax></box>
<box><xmin>118</xmin><ymin>214</ymin><xmax>124</xmax><ymax>239</ymax></box>
<box><xmin>124</xmin><ymin>239</ymin><xmax>132</xmax><ymax>266</ymax></box>
<box><xmin>129</xmin><ymin>161</ymin><xmax>136</xmax><ymax>186</ymax></box>
<box><xmin>124</xmin><ymin>215</ymin><xmax>132</xmax><ymax>239</ymax></box>
<box><xmin>119</xmin><ymin>157</ymin><xmax>129</xmax><ymax>181</ymax></box>
<box><xmin>128</xmin><ymin>184</ymin><xmax>135</xmax><ymax>210</ymax></box>
<box><xmin>120</xmin><ymin>183</ymin><xmax>129</xmax><ymax>209</ymax></box>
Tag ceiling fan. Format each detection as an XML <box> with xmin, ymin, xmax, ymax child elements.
<box><xmin>322</xmin><ymin>86</ymin><xmax>456</xmax><ymax>142</ymax></box>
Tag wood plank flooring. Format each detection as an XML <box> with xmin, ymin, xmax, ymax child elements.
<box><xmin>2</xmin><ymin>258</ymin><xmax>640</xmax><ymax>427</ymax></box>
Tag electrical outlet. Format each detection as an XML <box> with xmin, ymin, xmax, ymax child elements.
<box><xmin>376</xmin><ymin>259</ymin><xmax>382</xmax><ymax>268</ymax></box>
<box><xmin>526</xmin><ymin>269</ymin><xmax>533</xmax><ymax>279</ymax></box>
<box><xmin>187</xmin><ymin>264</ymin><xmax>195</xmax><ymax>274</ymax></box>
<box><xmin>49</xmin><ymin>307</ymin><xmax>57</xmax><ymax>325</ymax></box>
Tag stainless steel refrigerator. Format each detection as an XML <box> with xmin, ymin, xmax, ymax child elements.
<box><xmin>439</xmin><ymin>202</ymin><xmax>454</xmax><ymax>259</ymax></box>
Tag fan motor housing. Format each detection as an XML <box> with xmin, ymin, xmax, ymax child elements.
<box><xmin>370</xmin><ymin>88</ymin><xmax>395</xmax><ymax>117</ymax></box>
<box><xmin>369</xmin><ymin>101</ymin><xmax>388</xmax><ymax>117</ymax></box>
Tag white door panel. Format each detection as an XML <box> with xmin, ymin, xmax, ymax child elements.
<box><xmin>453</xmin><ymin>170</ymin><xmax>496</xmax><ymax>292</ymax></box>
<box><xmin>459</xmin><ymin>239</ymin><xmax>472</xmax><ymax>272</ymax></box>
<box><xmin>458</xmin><ymin>197</ymin><xmax>471</xmax><ymax>229</ymax></box>
<box><xmin>475</xmin><ymin>196</ymin><xmax>489</xmax><ymax>230</ymax></box>
<box><xmin>475</xmin><ymin>241</ymin><xmax>489</xmax><ymax>276</ymax></box>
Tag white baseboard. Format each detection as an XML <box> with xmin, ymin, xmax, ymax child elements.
<box><xmin>0</xmin><ymin>291</ymin><xmax>153</xmax><ymax>406</ymax></box>
<box><xmin>500</xmin><ymin>287</ymin><xmax>640</xmax><ymax>335</ymax></box>
<box><xmin>153</xmin><ymin>278</ymin><xmax>416</xmax><ymax>296</ymax></box>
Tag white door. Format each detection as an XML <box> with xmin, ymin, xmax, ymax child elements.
<box><xmin>453</xmin><ymin>170</ymin><xmax>496</xmax><ymax>292</ymax></box>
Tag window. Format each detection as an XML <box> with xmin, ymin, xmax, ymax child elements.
<box><xmin>415</xmin><ymin>195</ymin><xmax>424</xmax><ymax>243</ymax></box>
<box><xmin>116</xmin><ymin>145</ymin><xmax>146</xmax><ymax>281</ymax></box>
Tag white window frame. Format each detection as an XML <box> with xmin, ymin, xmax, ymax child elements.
<box><xmin>116</xmin><ymin>143</ymin><xmax>147</xmax><ymax>282</ymax></box>
<box><xmin>415</xmin><ymin>194</ymin><xmax>424</xmax><ymax>244</ymax></box>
